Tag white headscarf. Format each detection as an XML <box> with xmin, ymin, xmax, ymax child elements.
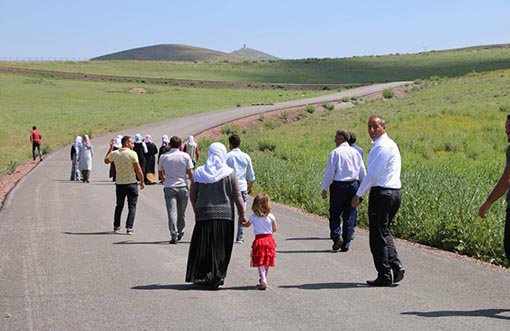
<box><xmin>135</xmin><ymin>133</ymin><xmax>148</xmax><ymax>153</ymax></box>
<box><xmin>73</xmin><ymin>136</ymin><xmax>82</xmax><ymax>153</ymax></box>
<box><xmin>162</xmin><ymin>135</ymin><xmax>170</xmax><ymax>146</ymax></box>
<box><xmin>193</xmin><ymin>142</ymin><xmax>233</xmax><ymax>184</ymax></box>
<box><xmin>187</xmin><ymin>135</ymin><xmax>197</xmax><ymax>147</ymax></box>
<box><xmin>113</xmin><ymin>135</ymin><xmax>122</xmax><ymax>149</ymax></box>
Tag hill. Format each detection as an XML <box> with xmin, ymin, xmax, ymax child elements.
<box><xmin>230</xmin><ymin>47</ymin><xmax>280</xmax><ymax>60</ymax></box>
<box><xmin>90</xmin><ymin>44</ymin><xmax>245</xmax><ymax>61</ymax></box>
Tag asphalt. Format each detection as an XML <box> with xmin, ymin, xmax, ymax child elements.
<box><xmin>2</xmin><ymin>82</ymin><xmax>510</xmax><ymax>330</ymax></box>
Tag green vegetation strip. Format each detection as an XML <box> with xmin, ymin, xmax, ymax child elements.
<box><xmin>3</xmin><ymin>47</ymin><xmax>510</xmax><ymax>83</ymax></box>
<box><xmin>204</xmin><ymin>70</ymin><xmax>510</xmax><ymax>266</ymax></box>
<box><xmin>0</xmin><ymin>73</ymin><xmax>327</xmax><ymax>172</ymax></box>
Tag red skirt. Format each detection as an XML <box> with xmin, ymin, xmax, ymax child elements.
<box><xmin>251</xmin><ymin>234</ymin><xmax>277</xmax><ymax>267</ymax></box>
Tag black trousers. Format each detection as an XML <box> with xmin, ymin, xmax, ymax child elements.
<box><xmin>329</xmin><ymin>181</ymin><xmax>358</xmax><ymax>247</ymax></box>
<box><xmin>32</xmin><ymin>142</ymin><xmax>42</xmax><ymax>160</ymax></box>
<box><xmin>368</xmin><ymin>187</ymin><xmax>402</xmax><ymax>281</ymax></box>
<box><xmin>114</xmin><ymin>183</ymin><xmax>139</xmax><ymax>229</ymax></box>
<box><xmin>504</xmin><ymin>209</ymin><xmax>510</xmax><ymax>263</ymax></box>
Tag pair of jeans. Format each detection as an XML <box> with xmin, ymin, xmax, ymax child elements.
<box><xmin>368</xmin><ymin>187</ymin><xmax>402</xmax><ymax>281</ymax></box>
<box><xmin>114</xmin><ymin>183</ymin><xmax>139</xmax><ymax>229</ymax></box>
<box><xmin>164</xmin><ymin>186</ymin><xmax>189</xmax><ymax>240</ymax></box>
<box><xmin>236</xmin><ymin>191</ymin><xmax>249</xmax><ymax>241</ymax></box>
<box><xmin>329</xmin><ymin>181</ymin><xmax>359</xmax><ymax>249</ymax></box>
<box><xmin>32</xmin><ymin>142</ymin><xmax>42</xmax><ymax>160</ymax></box>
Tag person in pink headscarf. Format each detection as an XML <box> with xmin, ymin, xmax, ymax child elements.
<box><xmin>144</xmin><ymin>135</ymin><xmax>159</xmax><ymax>184</ymax></box>
<box><xmin>79</xmin><ymin>134</ymin><xmax>93</xmax><ymax>183</ymax></box>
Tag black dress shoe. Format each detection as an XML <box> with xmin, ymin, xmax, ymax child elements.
<box><xmin>169</xmin><ymin>238</ymin><xmax>177</xmax><ymax>244</ymax></box>
<box><xmin>210</xmin><ymin>277</ymin><xmax>224</xmax><ymax>290</ymax></box>
<box><xmin>393</xmin><ymin>266</ymin><xmax>405</xmax><ymax>283</ymax></box>
<box><xmin>332</xmin><ymin>238</ymin><xmax>344</xmax><ymax>251</ymax></box>
<box><xmin>366</xmin><ymin>278</ymin><xmax>393</xmax><ymax>287</ymax></box>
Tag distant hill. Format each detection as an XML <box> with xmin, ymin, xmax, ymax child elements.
<box><xmin>91</xmin><ymin>44</ymin><xmax>239</xmax><ymax>61</ymax></box>
<box><xmin>230</xmin><ymin>47</ymin><xmax>279</xmax><ymax>60</ymax></box>
<box><xmin>91</xmin><ymin>44</ymin><xmax>279</xmax><ymax>61</ymax></box>
<box><xmin>438</xmin><ymin>43</ymin><xmax>510</xmax><ymax>52</ymax></box>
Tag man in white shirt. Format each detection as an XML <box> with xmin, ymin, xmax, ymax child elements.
<box><xmin>352</xmin><ymin>115</ymin><xmax>405</xmax><ymax>287</ymax></box>
<box><xmin>322</xmin><ymin>130</ymin><xmax>366</xmax><ymax>252</ymax></box>
<box><xmin>227</xmin><ymin>134</ymin><xmax>256</xmax><ymax>243</ymax></box>
<box><xmin>158</xmin><ymin>136</ymin><xmax>194</xmax><ymax>244</ymax></box>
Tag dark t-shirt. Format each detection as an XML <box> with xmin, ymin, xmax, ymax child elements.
<box><xmin>506</xmin><ymin>146</ymin><xmax>510</xmax><ymax>202</ymax></box>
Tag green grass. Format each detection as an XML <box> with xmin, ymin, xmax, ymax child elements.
<box><xmin>0</xmin><ymin>73</ymin><xmax>327</xmax><ymax>172</ymax></box>
<box><xmin>3</xmin><ymin>47</ymin><xmax>510</xmax><ymax>84</ymax></box>
<box><xmin>206</xmin><ymin>69</ymin><xmax>510</xmax><ymax>266</ymax></box>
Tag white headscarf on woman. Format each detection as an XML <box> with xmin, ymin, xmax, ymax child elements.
<box><xmin>187</xmin><ymin>135</ymin><xmax>197</xmax><ymax>147</ymax></box>
<box><xmin>161</xmin><ymin>135</ymin><xmax>170</xmax><ymax>146</ymax></box>
<box><xmin>193</xmin><ymin>142</ymin><xmax>233</xmax><ymax>184</ymax></box>
<box><xmin>113</xmin><ymin>135</ymin><xmax>122</xmax><ymax>149</ymax></box>
<box><xmin>135</xmin><ymin>133</ymin><xmax>148</xmax><ymax>153</ymax></box>
<box><xmin>73</xmin><ymin>136</ymin><xmax>82</xmax><ymax>153</ymax></box>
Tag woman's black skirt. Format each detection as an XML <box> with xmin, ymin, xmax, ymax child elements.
<box><xmin>185</xmin><ymin>219</ymin><xmax>234</xmax><ymax>284</ymax></box>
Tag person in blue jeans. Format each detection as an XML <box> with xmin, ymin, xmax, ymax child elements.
<box><xmin>322</xmin><ymin>130</ymin><xmax>366</xmax><ymax>252</ymax></box>
<box><xmin>479</xmin><ymin>114</ymin><xmax>510</xmax><ymax>263</ymax></box>
<box><xmin>227</xmin><ymin>134</ymin><xmax>256</xmax><ymax>243</ymax></box>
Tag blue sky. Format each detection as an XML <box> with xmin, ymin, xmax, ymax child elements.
<box><xmin>1</xmin><ymin>0</ymin><xmax>509</xmax><ymax>60</ymax></box>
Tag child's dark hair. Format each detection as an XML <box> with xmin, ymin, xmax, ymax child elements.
<box><xmin>252</xmin><ymin>193</ymin><xmax>271</xmax><ymax>217</ymax></box>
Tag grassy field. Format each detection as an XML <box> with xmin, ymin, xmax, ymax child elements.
<box><xmin>3</xmin><ymin>47</ymin><xmax>510</xmax><ymax>84</ymax></box>
<box><xmin>204</xmin><ymin>70</ymin><xmax>510</xmax><ymax>266</ymax></box>
<box><xmin>0</xmin><ymin>72</ymin><xmax>327</xmax><ymax>172</ymax></box>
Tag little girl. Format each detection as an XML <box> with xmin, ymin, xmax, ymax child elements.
<box><xmin>243</xmin><ymin>193</ymin><xmax>277</xmax><ymax>290</ymax></box>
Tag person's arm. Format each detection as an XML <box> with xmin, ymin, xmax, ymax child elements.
<box><xmin>352</xmin><ymin>146</ymin><xmax>387</xmax><ymax>207</ymax></box>
<box><xmin>231</xmin><ymin>174</ymin><xmax>247</xmax><ymax>223</ymax></box>
<box><xmin>321</xmin><ymin>151</ymin><xmax>336</xmax><ymax>199</ymax></box>
<box><xmin>242</xmin><ymin>216</ymin><xmax>252</xmax><ymax>227</ymax></box>
<box><xmin>158</xmin><ymin>157</ymin><xmax>165</xmax><ymax>182</ymax></box>
<box><xmin>133</xmin><ymin>162</ymin><xmax>145</xmax><ymax>189</ymax></box>
<box><xmin>189</xmin><ymin>181</ymin><xmax>198</xmax><ymax>209</ymax></box>
<box><xmin>196</xmin><ymin>145</ymin><xmax>200</xmax><ymax>161</ymax></box>
<box><xmin>479</xmin><ymin>165</ymin><xmax>510</xmax><ymax>218</ymax></box>
<box><xmin>104</xmin><ymin>139</ymin><xmax>114</xmax><ymax>164</ymax></box>
<box><xmin>246</xmin><ymin>156</ymin><xmax>255</xmax><ymax>194</ymax></box>
<box><xmin>186</xmin><ymin>168</ymin><xmax>194</xmax><ymax>181</ymax></box>
<box><xmin>271</xmin><ymin>215</ymin><xmax>277</xmax><ymax>233</ymax></box>
<box><xmin>30</xmin><ymin>132</ymin><xmax>33</xmax><ymax>143</ymax></box>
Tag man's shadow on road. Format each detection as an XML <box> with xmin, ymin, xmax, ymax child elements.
<box><xmin>63</xmin><ymin>231</ymin><xmax>116</xmax><ymax>236</ymax></box>
<box><xmin>114</xmin><ymin>240</ymin><xmax>190</xmax><ymax>245</ymax></box>
<box><xmin>279</xmin><ymin>282</ymin><xmax>368</xmax><ymax>290</ymax></box>
<box><xmin>402</xmin><ymin>309</ymin><xmax>510</xmax><ymax>321</ymax></box>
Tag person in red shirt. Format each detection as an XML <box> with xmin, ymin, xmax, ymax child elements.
<box><xmin>30</xmin><ymin>126</ymin><xmax>43</xmax><ymax>161</ymax></box>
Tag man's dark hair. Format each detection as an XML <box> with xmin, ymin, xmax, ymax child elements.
<box><xmin>507</xmin><ymin>114</ymin><xmax>510</xmax><ymax>120</ymax></box>
<box><xmin>32</xmin><ymin>126</ymin><xmax>37</xmax><ymax>130</ymax></box>
<box><xmin>170</xmin><ymin>136</ymin><xmax>182</xmax><ymax>149</ymax></box>
<box><xmin>121</xmin><ymin>135</ymin><xmax>131</xmax><ymax>146</ymax></box>
<box><xmin>335</xmin><ymin>130</ymin><xmax>350</xmax><ymax>142</ymax></box>
<box><xmin>348</xmin><ymin>132</ymin><xmax>357</xmax><ymax>145</ymax></box>
<box><xmin>229</xmin><ymin>134</ymin><xmax>241</xmax><ymax>148</ymax></box>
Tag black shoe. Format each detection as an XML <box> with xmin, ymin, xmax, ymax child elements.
<box><xmin>177</xmin><ymin>233</ymin><xmax>184</xmax><ymax>241</ymax></box>
<box><xmin>210</xmin><ymin>277</ymin><xmax>224</xmax><ymax>290</ymax></box>
<box><xmin>341</xmin><ymin>241</ymin><xmax>351</xmax><ymax>252</ymax></box>
<box><xmin>393</xmin><ymin>266</ymin><xmax>405</xmax><ymax>283</ymax></box>
<box><xmin>169</xmin><ymin>238</ymin><xmax>177</xmax><ymax>244</ymax></box>
<box><xmin>332</xmin><ymin>238</ymin><xmax>344</xmax><ymax>251</ymax></box>
<box><xmin>366</xmin><ymin>278</ymin><xmax>393</xmax><ymax>287</ymax></box>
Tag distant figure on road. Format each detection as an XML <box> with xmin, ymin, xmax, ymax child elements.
<box><xmin>479</xmin><ymin>114</ymin><xmax>510</xmax><ymax>263</ymax></box>
<box><xmin>104</xmin><ymin>136</ymin><xmax>145</xmax><ymax>235</ymax></box>
<box><xmin>183</xmin><ymin>135</ymin><xmax>200</xmax><ymax>167</ymax></box>
<box><xmin>133</xmin><ymin>133</ymin><xmax>148</xmax><ymax>182</ymax></box>
<box><xmin>30</xmin><ymin>125</ymin><xmax>43</xmax><ymax>161</ymax></box>
<box><xmin>70</xmin><ymin>136</ymin><xmax>82</xmax><ymax>181</ymax></box>
<box><xmin>226</xmin><ymin>134</ymin><xmax>256</xmax><ymax>243</ymax></box>
<box><xmin>109</xmin><ymin>135</ymin><xmax>122</xmax><ymax>182</ymax></box>
<box><xmin>143</xmin><ymin>135</ymin><xmax>159</xmax><ymax>185</ymax></box>
<box><xmin>158</xmin><ymin>135</ymin><xmax>171</xmax><ymax>182</ymax></box>
<box><xmin>352</xmin><ymin>116</ymin><xmax>405</xmax><ymax>287</ymax></box>
<box><xmin>158</xmin><ymin>136</ymin><xmax>194</xmax><ymax>244</ymax></box>
<box><xmin>322</xmin><ymin>130</ymin><xmax>366</xmax><ymax>252</ymax></box>
<box><xmin>242</xmin><ymin>193</ymin><xmax>277</xmax><ymax>290</ymax></box>
<box><xmin>348</xmin><ymin>131</ymin><xmax>365</xmax><ymax>157</ymax></box>
<box><xmin>186</xmin><ymin>142</ymin><xmax>247</xmax><ymax>289</ymax></box>
<box><xmin>79</xmin><ymin>134</ymin><xmax>93</xmax><ymax>183</ymax></box>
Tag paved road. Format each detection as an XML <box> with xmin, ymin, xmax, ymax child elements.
<box><xmin>2</xmin><ymin>82</ymin><xmax>510</xmax><ymax>330</ymax></box>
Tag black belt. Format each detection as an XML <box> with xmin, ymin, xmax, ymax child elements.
<box><xmin>333</xmin><ymin>180</ymin><xmax>357</xmax><ymax>184</ymax></box>
<box><xmin>371</xmin><ymin>186</ymin><xmax>400</xmax><ymax>191</ymax></box>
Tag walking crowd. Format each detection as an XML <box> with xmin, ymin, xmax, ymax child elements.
<box><xmin>47</xmin><ymin>112</ymin><xmax>510</xmax><ymax>290</ymax></box>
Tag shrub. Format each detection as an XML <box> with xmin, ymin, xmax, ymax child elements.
<box><xmin>499</xmin><ymin>105</ymin><xmax>510</xmax><ymax>113</ymax></box>
<box><xmin>41</xmin><ymin>144</ymin><xmax>52</xmax><ymax>155</ymax></box>
<box><xmin>305</xmin><ymin>105</ymin><xmax>315</xmax><ymax>114</ymax></box>
<box><xmin>263</xmin><ymin>119</ymin><xmax>279</xmax><ymax>129</ymax></box>
<box><xmin>221</xmin><ymin>124</ymin><xmax>240</xmax><ymax>135</ymax></box>
<box><xmin>258</xmin><ymin>140</ymin><xmax>276</xmax><ymax>152</ymax></box>
<box><xmin>322</xmin><ymin>86</ymin><xmax>331</xmax><ymax>91</ymax></box>
<box><xmin>279</xmin><ymin>110</ymin><xmax>289</xmax><ymax>121</ymax></box>
<box><xmin>350</xmin><ymin>95</ymin><xmax>359</xmax><ymax>101</ymax></box>
<box><xmin>236</xmin><ymin>103</ymin><xmax>241</xmax><ymax>108</ymax></box>
<box><xmin>258</xmin><ymin>113</ymin><xmax>265</xmax><ymax>121</ymax></box>
<box><xmin>383</xmin><ymin>89</ymin><xmax>395</xmax><ymax>99</ymax></box>
<box><xmin>341</xmin><ymin>96</ymin><xmax>350</xmax><ymax>103</ymax></box>
<box><xmin>322</xmin><ymin>103</ymin><xmax>335</xmax><ymax>111</ymax></box>
<box><xmin>7</xmin><ymin>160</ymin><xmax>18</xmax><ymax>175</ymax></box>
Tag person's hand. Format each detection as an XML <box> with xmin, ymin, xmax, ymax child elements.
<box><xmin>247</xmin><ymin>186</ymin><xmax>253</xmax><ymax>194</ymax></box>
<box><xmin>239</xmin><ymin>216</ymin><xmax>248</xmax><ymax>226</ymax></box>
<box><xmin>110</xmin><ymin>138</ymin><xmax>115</xmax><ymax>147</ymax></box>
<box><xmin>351</xmin><ymin>196</ymin><xmax>361</xmax><ymax>208</ymax></box>
<box><xmin>321</xmin><ymin>190</ymin><xmax>328</xmax><ymax>199</ymax></box>
<box><xmin>478</xmin><ymin>202</ymin><xmax>491</xmax><ymax>219</ymax></box>
<box><xmin>139</xmin><ymin>181</ymin><xmax>145</xmax><ymax>190</ymax></box>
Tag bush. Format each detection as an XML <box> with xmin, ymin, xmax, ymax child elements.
<box><xmin>341</xmin><ymin>96</ymin><xmax>350</xmax><ymax>103</ymax></box>
<box><xmin>258</xmin><ymin>113</ymin><xmax>265</xmax><ymax>121</ymax></box>
<box><xmin>41</xmin><ymin>144</ymin><xmax>52</xmax><ymax>155</ymax></box>
<box><xmin>322</xmin><ymin>86</ymin><xmax>331</xmax><ymax>91</ymax></box>
<box><xmin>383</xmin><ymin>89</ymin><xmax>395</xmax><ymax>99</ymax></box>
<box><xmin>322</xmin><ymin>103</ymin><xmax>335</xmax><ymax>111</ymax></box>
<box><xmin>499</xmin><ymin>105</ymin><xmax>510</xmax><ymax>113</ymax></box>
<box><xmin>236</xmin><ymin>103</ymin><xmax>241</xmax><ymax>107</ymax></box>
<box><xmin>221</xmin><ymin>124</ymin><xmax>240</xmax><ymax>135</ymax></box>
<box><xmin>279</xmin><ymin>110</ymin><xmax>289</xmax><ymax>121</ymax></box>
<box><xmin>258</xmin><ymin>140</ymin><xmax>276</xmax><ymax>152</ymax></box>
<box><xmin>263</xmin><ymin>119</ymin><xmax>279</xmax><ymax>129</ymax></box>
<box><xmin>7</xmin><ymin>160</ymin><xmax>18</xmax><ymax>175</ymax></box>
<box><xmin>305</xmin><ymin>105</ymin><xmax>315</xmax><ymax>114</ymax></box>
<box><xmin>350</xmin><ymin>95</ymin><xmax>359</xmax><ymax>101</ymax></box>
